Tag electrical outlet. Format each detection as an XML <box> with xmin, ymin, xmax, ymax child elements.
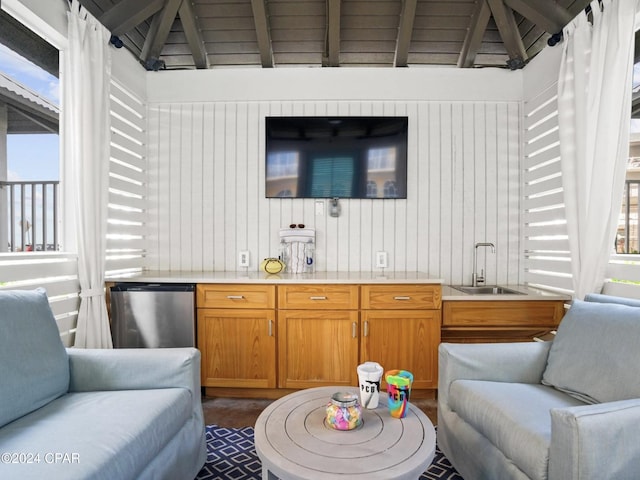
<box><xmin>238</xmin><ymin>251</ymin><xmax>250</xmax><ymax>268</ymax></box>
<box><xmin>375</xmin><ymin>251</ymin><xmax>388</xmax><ymax>268</ymax></box>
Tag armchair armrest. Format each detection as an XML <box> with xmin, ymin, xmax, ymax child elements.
<box><xmin>438</xmin><ymin>342</ymin><xmax>552</xmax><ymax>408</ymax></box>
<box><xmin>549</xmin><ymin>398</ymin><xmax>640</xmax><ymax>480</ymax></box>
<box><xmin>67</xmin><ymin>347</ymin><xmax>201</xmax><ymax>410</ymax></box>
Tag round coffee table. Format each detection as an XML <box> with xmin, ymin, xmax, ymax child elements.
<box><xmin>255</xmin><ymin>386</ymin><xmax>436</xmax><ymax>479</ymax></box>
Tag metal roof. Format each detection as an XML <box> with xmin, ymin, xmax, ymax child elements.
<box><xmin>0</xmin><ymin>72</ymin><xmax>58</xmax><ymax>134</ymax></box>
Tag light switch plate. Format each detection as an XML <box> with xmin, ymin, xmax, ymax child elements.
<box><xmin>239</xmin><ymin>251</ymin><xmax>250</xmax><ymax>268</ymax></box>
<box><xmin>375</xmin><ymin>251</ymin><xmax>388</xmax><ymax>268</ymax></box>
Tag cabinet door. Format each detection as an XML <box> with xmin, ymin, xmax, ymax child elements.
<box><xmin>278</xmin><ymin>310</ymin><xmax>359</xmax><ymax>389</ymax></box>
<box><xmin>361</xmin><ymin>310</ymin><xmax>441</xmax><ymax>389</ymax></box>
<box><xmin>198</xmin><ymin>309</ymin><xmax>276</xmax><ymax>388</ymax></box>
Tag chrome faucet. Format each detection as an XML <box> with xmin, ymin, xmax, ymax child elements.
<box><xmin>472</xmin><ymin>242</ymin><xmax>495</xmax><ymax>287</ymax></box>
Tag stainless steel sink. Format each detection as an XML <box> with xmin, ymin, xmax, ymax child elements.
<box><xmin>450</xmin><ymin>285</ymin><xmax>523</xmax><ymax>295</ymax></box>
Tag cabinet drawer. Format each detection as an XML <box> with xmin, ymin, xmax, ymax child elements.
<box><xmin>278</xmin><ymin>285</ymin><xmax>359</xmax><ymax>310</ymax></box>
<box><xmin>361</xmin><ymin>285</ymin><xmax>441</xmax><ymax>309</ymax></box>
<box><xmin>442</xmin><ymin>300</ymin><xmax>565</xmax><ymax>327</ymax></box>
<box><xmin>197</xmin><ymin>284</ymin><xmax>275</xmax><ymax>309</ymax></box>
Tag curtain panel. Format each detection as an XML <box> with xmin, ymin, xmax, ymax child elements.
<box><xmin>558</xmin><ymin>0</ymin><xmax>640</xmax><ymax>299</ymax></box>
<box><xmin>64</xmin><ymin>0</ymin><xmax>112</xmax><ymax>348</ymax></box>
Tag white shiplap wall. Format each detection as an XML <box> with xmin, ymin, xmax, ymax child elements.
<box><xmin>146</xmin><ymin>69</ymin><xmax>522</xmax><ymax>284</ymax></box>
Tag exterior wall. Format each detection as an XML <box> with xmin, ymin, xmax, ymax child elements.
<box><xmin>521</xmin><ymin>45</ymin><xmax>571</xmax><ymax>294</ymax></box>
<box><xmin>146</xmin><ymin>68</ymin><xmax>522</xmax><ymax>284</ymax></box>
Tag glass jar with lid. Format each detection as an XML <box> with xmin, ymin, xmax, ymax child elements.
<box><xmin>325</xmin><ymin>392</ymin><xmax>362</xmax><ymax>431</ymax></box>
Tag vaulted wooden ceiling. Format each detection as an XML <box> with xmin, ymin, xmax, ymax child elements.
<box><xmin>78</xmin><ymin>0</ymin><xmax>591</xmax><ymax>71</ymax></box>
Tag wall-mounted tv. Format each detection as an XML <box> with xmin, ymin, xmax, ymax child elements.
<box><xmin>265</xmin><ymin>116</ymin><xmax>408</xmax><ymax>199</ymax></box>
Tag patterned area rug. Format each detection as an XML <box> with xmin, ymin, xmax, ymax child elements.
<box><xmin>195</xmin><ymin>425</ymin><xmax>463</xmax><ymax>480</ymax></box>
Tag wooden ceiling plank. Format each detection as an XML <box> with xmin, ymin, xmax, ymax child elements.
<box><xmin>394</xmin><ymin>0</ymin><xmax>418</xmax><ymax>67</ymax></box>
<box><xmin>100</xmin><ymin>0</ymin><xmax>165</xmax><ymax>36</ymax></box>
<box><xmin>324</xmin><ymin>0</ymin><xmax>341</xmax><ymax>66</ymax></box>
<box><xmin>503</xmin><ymin>0</ymin><xmax>572</xmax><ymax>34</ymax></box>
<box><xmin>179</xmin><ymin>0</ymin><xmax>210</xmax><ymax>68</ymax></box>
<box><xmin>457</xmin><ymin>0</ymin><xmax>491</xmax><ymax>68</ymax></box>
<box><xmin>486</xmin><ymin>0</ymin><xmax>527</xmax><ymax>68</ymax></box>
<box><xmin>251</xmin><ymin>0</ymin><xmax>274</xmax><ymax>67</ymax></box>
<box><xmin>141</xmin><ymin>0</ymin><xmax>184</xmax><ymax>66</ymax></box>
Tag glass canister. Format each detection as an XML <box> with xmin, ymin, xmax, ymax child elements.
<box><xmin>325</xmin><ymin>392</ymin><xmax>362</xmax><ymax>431</ymax></box>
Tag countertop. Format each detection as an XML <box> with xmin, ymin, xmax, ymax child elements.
<box><xmin>106</xmin><ymin>270</ymin><xmax>570</xmax><ymax>301</ymax></box>
<box><xmin>106</xmin><ymin>270</ymin><xmax>443</xmax><ymax>285</ymax></box>
<box><xmin>441</xmin><ymin>284</ymin><xmax>571</xmax><ymax>301</ymax></box>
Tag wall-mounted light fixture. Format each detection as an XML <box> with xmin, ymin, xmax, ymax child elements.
<box><xmin>329</xmin><ymin>197</ymin><xmax>341</xmax><ymax>217</ymax></box>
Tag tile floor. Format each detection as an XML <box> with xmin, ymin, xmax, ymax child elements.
<box><xmin>202</xmin><ymin>395</ymin><xmax>438</xmax><ymax>428</ymax></box>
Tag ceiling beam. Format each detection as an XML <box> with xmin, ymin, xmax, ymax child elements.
<box><xmin>394</xmin><ymin>0</ymin><xmax>417</xmax><ymax>67</ymax></box>
<box><xmin>566</xmin><ymin>0</ymin><xmax>593</xmax><ymax>19</ymax></box>
<box><xmin>324</xmin><ymin>0</ymin><xmax>341</xmax><ymax>67</ymax></box>
<box><xmin>140</xmin><ymin>0</ymin><xmax>184</xmax><ymax>68</ymax></box>
<box><xmin>179</xmin><ymin>0</ymin><xmax>209</xmax><ymax>69</ymax></box>
<box><xmin>250</xmin><ymin>0</ymin><xmax>274</xmax><ymax>68</ymax></box>
<box><xmin>457</xmin><ymin>0</ymin><xmax>491</xmax><ymax>68</ymax></box>
<box><xmin>486</xmin><ymin>0</ymin><xmax>527</xmax><ymax>69</ymax></box>
<box><xmin>503</xmin><ymin>0</ymin><xmax>572</xmax><ymax>34</ymax></box>
<box><xmin>99</xmin><ymin>0</ymin><xmax>165</xmax><ymax>36</ymax></box>
<box><xmin>0</xmin><ymin>10</ymin><xmax>59</xmax><ymax>77</ymax></box>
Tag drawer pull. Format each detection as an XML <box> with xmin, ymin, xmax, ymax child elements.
<box><xmin>268</xmin><ymin>320</ymin><xmax>274</xmax><ymax>336</ymax></box>
<box><xmin>309</xmin><ymin>296</ymin><xmax>328</xmax><ymax>301</ymax></box>
<box><xmin>226</xmin><ymin>295</ymin><xmax>244</xmax><ymax>300</ymax></box>
<box><xmin>394</xmin><ymin>296</ymin><xmax>411</xmax><ymax>301</ymax></box>
<box><xmin>352</xmin><ymin>322</ymin><xmax>357</xmax><ymax>338</ymax></box>
<box><xmin>364</xmin><ymin>321</ymin><xmax>369</xmax><ymax>337</ymax></box>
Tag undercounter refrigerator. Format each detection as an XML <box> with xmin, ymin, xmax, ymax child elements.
<box><xmin>110</xmin><ymin>283</ymin><xmax>196</xmax><ymax>348</ymax></box>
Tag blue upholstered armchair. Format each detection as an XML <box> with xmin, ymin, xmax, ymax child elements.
<box><xmin>0</xmin><ymin>288</ymin><xmax>206</xmax><ymax>479</ymax></box>
<box><xmin>437</xmin><ymin>294</ymin><xmax>640</xmax><ymax>480</ymax></box>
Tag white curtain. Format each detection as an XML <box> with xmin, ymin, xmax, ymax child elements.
<box><xmin>64</xmin><ymin>0</ymin><xmax>113</xmax><ymax>348</ymax></box>
<box><xmin>558</xmin><ymin>0</ymin><xmax>640</xmax><ymax>300</ymax></box>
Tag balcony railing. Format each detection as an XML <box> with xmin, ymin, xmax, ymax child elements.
<box><xmin>0</xmin><ymin>181</ymin><xmax>59</xmax><ymax>252</ymax></box>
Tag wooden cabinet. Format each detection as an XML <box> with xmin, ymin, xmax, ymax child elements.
<box><xmin>442</xmin><ymin>300</ymin><xmax>565</xmax><ymax>343</ymax></box>
<box><xmin>196</xmin><ymin>282</ymin><xmax>443</xmax><ymax>393</ymax></box>
<box><xmin>197</xmin><ymin>284</ymin><xmax>277</xmax><ymax>388</ymax></box>
<box><xmin>361</xmin><ymin>285</ymin><xmax>442</xmax><ymax>389</ymax></box>
<box><xmin>278</xmin><ymin>285</ymin><xmax>359</xmax><ymax>388</ymax></box>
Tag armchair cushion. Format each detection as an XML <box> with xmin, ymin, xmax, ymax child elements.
<box><xmin>542</xmin><ymin>299</ymin><xmax>640</xmax><ymax>404</ymax></box>
<box><xmin>0</xmin><ymin>388</ymin><xmax>191</xmax><ymax>479</ymax></box>
<box><xmin>450</xmin><ymin>380</ymin><xmax>584</xmax><ymax>480</ymax></box>
<box><xmin>0</xmin><ymin>288</ymin><xmax>69</xmax><ymax>428</ymax></box>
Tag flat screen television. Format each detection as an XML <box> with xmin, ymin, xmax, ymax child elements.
<box><xmin>265</xmin><ymin>116</ymin><xmax>408</xmax><ymax>199</ymax></box>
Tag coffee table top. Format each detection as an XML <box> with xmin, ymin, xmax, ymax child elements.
<box><xmin>255</xmin><ymin>386</ymin><xmax>436</xmax><ymax>479</ymax></box>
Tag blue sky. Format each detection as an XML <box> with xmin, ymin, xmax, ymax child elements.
<box><xmin>0</xmin><ymin>43</ymin><xmax>59</xmax><ymax>181</ymax></box>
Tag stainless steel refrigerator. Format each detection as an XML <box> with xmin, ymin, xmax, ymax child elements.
<box><xmin>110</xmin><ymin>283</ymin><xmax>195</xmax><ymax>348</ymax></box>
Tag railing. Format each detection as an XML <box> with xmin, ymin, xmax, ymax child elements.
<box><xmin>0</xmin><ymin>181</ymin><xmax>59</xmax><ymax>252</ymax></box>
